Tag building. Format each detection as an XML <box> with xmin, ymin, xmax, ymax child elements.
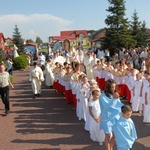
<box><xmin>5</xmin><ymin>37</ymin><xmax>14</xmax><ymax>46</ymax></box>
<box><xmin>0</xmin><ymin>33</ymin><xmax>5</xmax><ymax>50</ymax></box>
<box><xmin>91</xmin><ymin>28</ymin><xmax>106</xmax><ymax>46</ymax></box>
<box><xmin>49</xmin><ymin>30</ymin><xmax>89</xmax><ymax>51</ymax></box>
<box><xmin>24</xmin><ymin>42</ymin><xmax>38</xmax><ymax>60</ymax></box>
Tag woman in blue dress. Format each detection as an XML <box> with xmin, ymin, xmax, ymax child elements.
<box><xmin>99</xmin><ymin>79</ymin><xmax>123</xmax><ymax>150</ymax></box>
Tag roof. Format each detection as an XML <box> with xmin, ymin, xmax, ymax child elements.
<box><xmin>146</xmin><ymin>29</ymin><xmax>150</xmax><ymax>34</ymax></box>
<box><xmin>61</xmin><ymin>30</ymin><xmax>88</xmax><ymax>37</ymax></box>
<box><xmin>5</xmin><ymin>47</ymin><xmax>13</xmax><ymax>52</ymax></box>
<box><xmin>0</xmin><ymin>33</ymin><xmax>5</xmax><ymax>43</ymax></box>
<box><xmin>5</xmin><ymin>37</ymin><xmax>14</xmax><ymax>41</ymax></box>
<box><xmin>52</xmin><ymin>36</ymin><xmax>76</xmax><ymax>41</ymax></box>
<box><xmin>91</xmin><ymin>28</ymin><xmax>106</xmax><ymax>42</ymax></box>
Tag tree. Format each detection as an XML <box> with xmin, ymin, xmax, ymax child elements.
<box><xmin>26</xmin><ymin>39</ymin><xmax>34</xmax><ymax>43</ymax></box>
<box><xmin>130</xmin><ymin>11</ymin><xmax>150</xmax><ymax>47</ymax></box>
<box><xmin>130</xmin><ymin>10</ymin><xmax>141</xmax><ymax>34</ymax></box>
<box><xmin>12</xmin><ymin>25</ymin><xmax>24</xmax><ymax>54</ymax></box>
<box><xmin>35</xmin><ymin>36</ymin><xmax>43</xmax><ymax>47</ymax></box>
<box><xmin>130</xmin><ymin>10</ymin><xmax>142</xmax><ymax>47</ymax></box>
<box><xmin>139</xmin><ymin>20</ymin><xmax>150</xmax><ymax>47</ymax></box>
<box><xmin>102</xmin><ymin>0</ymin><xmax>136</xmax><ymax>55</ymax></box>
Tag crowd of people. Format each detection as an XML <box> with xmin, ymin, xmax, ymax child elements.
<box><xmin>29</xmin><ymin>46</ymin><xmax>150</xmax><ymax>150</ymax></box>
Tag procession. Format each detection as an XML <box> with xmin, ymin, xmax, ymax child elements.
<box><xmin>29</xmin><ymin>45</ymin><xmax>150</xmax><ymax>150</ymax></box>
<box><xmin>1</xmin><ymin>0</ymin><xmax>150</xmax><ymax>150</ymax></box>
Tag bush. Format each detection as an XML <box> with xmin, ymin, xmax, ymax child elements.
<box><xmin>13</xmin><ymin>55</ymin><xmax>28</xmax><ymax>69</ymax></box>
<box><xmin>9</xmin><ymin>75</ymin><xmax>13</xmax><ymax>83</ymax></box>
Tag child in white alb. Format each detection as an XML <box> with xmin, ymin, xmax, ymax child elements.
<box><xmin>140</xmin><ymin>71</ymin><xmax>150</xmax><ymax>116</ymax></box>
<box><xmin>84</xmin><ymin>82</ymin><xmax>99</xmax><ymax>131</ymax></box>
<box><xmin>76</xmin><ymin>74</ymin><xmax>85</xmax><ymax>120</ymax></box>
<box><xmin>132</xmin><ymin>73</ymin><xmax>143</xmax><ymax>115</ymax></box>
<box><xmin>89</xmin><ymin>90</ymin><xmax>105</xmax><ymax>145</ymax></box>
<box><xmin>126</xmin><ymin>69</ymin><xmax>137</xmax><ymax>103</ymax></box>
<box><xmin>80</xmin><ymin>76</ymin><xmax>90</xmax><ymax>121</ymax></box>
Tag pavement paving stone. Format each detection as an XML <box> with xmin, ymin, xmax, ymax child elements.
<box><xmin>0</xmin><ymin>69</ymin><xmax>150</xmax><ymax>150</ymax></box>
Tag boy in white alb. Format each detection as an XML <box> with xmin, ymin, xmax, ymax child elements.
<box><xmin>89</xmin><ymin>90</ymin><xmax>105</xmax><ymax>145</ymax></box>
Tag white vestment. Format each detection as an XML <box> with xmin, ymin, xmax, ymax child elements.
<box><xmin>30</xmin><ymin>66</ymin><xmax>44</xmax><ymax>94</ymax></box>
<box><xmin>143</xmin><ymin>87</ymin><xmax>150</xmax><ymax>123</ymax></box>
<box><xmin>45</xmin><ymin>62</ymin><xmax>54</xmax><ymax>86</ymax></box>
<box><xmin>89</xmin><ymin>100</ymin><xmax>105</xmax><ymax>142</ymax></box>
<box><xmin>132</xmin><ymin>80</ymin><xmax>142</xmax><ymax>111</ymax></box>
<box><xmin>83</xmin><ymin>56</ymin><xmax>94</xmax><ymax>80</ymax></box>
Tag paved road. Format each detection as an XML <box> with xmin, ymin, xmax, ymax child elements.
<box><xmin>0</xmin><ymin>69</ymin><xmax>150</xmax><ymax>150</ymax></box>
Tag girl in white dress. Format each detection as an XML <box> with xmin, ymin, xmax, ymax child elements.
<box><xmin>80</xmin><ymin>76</ymin><xmax>90</xmax><ymax>121</ymax></box>
<box><xmin>126</xmin><ymin>69</ymin><xmax>138</xmax><ymax>103</ymax></box>
<box><xmin>89</xmin><ymin>90</ymin><xmax>105</xmax><ymax>145</ymax></box>
<box><xmin>76</xmin><ymin>74</ymin><xmax>85</xmax><ymax>120</ymax></box>
<box><xmin>141</xmin><ymin>71</ymin><xmax>150</xmax><ymax>115</ymax></box>
<box><xmin>140</xmin><ymin>57</ymin><xmax>146</xmax><ymax>72</ymax></box>
<box><xmin>132</xmin><ymin>73</ymin><xmax>143</xmax><ymax>114</ymax></box>
<box><xmin>143</xmin><ymin>78</ymin><xmax>150</xmax><ymax>123</ymax></box>
<box><xmin>84</xmin><ymin>82</ymin><xmax>99</xmax><ymax>131</ymax></box>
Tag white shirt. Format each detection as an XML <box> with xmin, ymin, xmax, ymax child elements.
<box><xmin>38</xmin><ymin>55</ymin><xmax>45</xmax><ymax>63</ymax></box>
<box><xmin>97</xmin><ymin>50</ymin><xmax>105</xmax><ymax>59</ymax></box>
<box><xmin>0</xmin><ymin>72</ymin><xmax>9</xmax><ymax>87</ymax></box>
<box><xmin>140</xmin><ymin>51</ymin><xmax>148</xmax><ymax>58</ymax></box>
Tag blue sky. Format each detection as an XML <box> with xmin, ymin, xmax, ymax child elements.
<box><xmin>0</xmin><ymin>0</ymin><xmax>150</xmax><ymax>42</ymax></box>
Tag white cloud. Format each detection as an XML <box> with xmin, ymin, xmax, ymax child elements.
<box><xmin>0</xmin><ymin>14</ymin><xmax>73</xmax><ymax>42</ymax></box>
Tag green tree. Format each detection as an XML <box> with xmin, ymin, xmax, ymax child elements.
<box><xmin>130</xmin><ymin>10</ymin><xmax>141</xmax><ymax>34</ymax></box>
<box><xmin>130</xmin><ymin>11</ymin><xmax>150</xmax><ymax>47</ymax></box>
<box><xmin>26</xmin><ymin>39</ymin><xmax>34</xmax><ymax>43</ymax></box>
<box><xmin>139</xmin><ymin>21</ymin><xmax>150</xmax><ymax>47</ymax></box>
<box><xmin>130</xmin><ymin>10</ymin><xmax>142</xmax><ymax>47</ymax></box>
<box><xmin>102</xmin><ymin>0</ymin><xmax>136</xmax><ymax>55</ymax></box>
<box><xmin>35</xmin><ymin>36</ymin><xmax>43</xmax><ymax>46</ymax></box>
<box><xmin>12</xmin><ymin>25</ymin><xmax>24</xmax><ymax>54</ymax></box>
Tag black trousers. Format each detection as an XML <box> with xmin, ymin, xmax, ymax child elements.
<box><xmin>0</xmin><ymin>86</ymin><xmax>10</xmax><ymax>110</ymax></box>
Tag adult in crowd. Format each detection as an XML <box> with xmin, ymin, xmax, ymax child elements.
<box><xmin>105</xmin><ymin>49</ymin><xmax>110</xmax><ymax>62</ymax></box>
<box><xmin>0</xmin><ymin>63</ymin><xmax>14</xmax><ymax>114</ymax></box>
<box><xmin>83</xmin><ymin>52</ymin><xmax>94</xmax><ymax>80</ymax></box>
<box><xmin>38</xmin><ymin>52</ymin><xmax>46</xmax><ymax>71</ymax></box>
<box><xmin>97</xmin><ymin>48</ymin><xmax>105</xmax><ymax>60</ymax></box>
<box><xmin>5</xmin><ymin>57</ymin><xmax>13</xmax><ymax>75</ymax></box>
<box><xmin>29</xmin><ymin>62</ymin><xmax>44</xmax><ymax>98</ymax></box>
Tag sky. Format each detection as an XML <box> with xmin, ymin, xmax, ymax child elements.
<box><xmin>0</xmin><ymin>0</ymin><xmax>150</xmax><ymax>42</ymax></box>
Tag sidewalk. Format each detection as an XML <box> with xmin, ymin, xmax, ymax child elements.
<box><xmin>0</xmin><ymin>69</ymin><xmax>149</xmax><ymax>150</ymax></box>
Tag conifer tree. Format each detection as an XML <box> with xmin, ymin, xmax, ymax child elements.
<box><xmin>140</xmin><ymin>21</ymin><xmax>150</xmax><ymax>47</ymax></box>
<box><xmin>130</xmin><ymin>10</ymin><xmax>142</xmax><ymax>47</ymax></box>
<box><xmin>130</xmin><ymin>11</ymin><xmax>150</xmax><ymax>47</ymax></box>
<box><xmin>102</xmin><ymin>0</ymin><xmax>135</xmax><ymax>55</ymax></box>
<box><xmin>12</xmin><ymin>25</ymin><xmax>24</xmax><ymax>54</ymax></box>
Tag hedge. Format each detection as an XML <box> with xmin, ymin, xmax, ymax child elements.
<box><xmin>9</xmin><ymin>75</ymin><xmax>13</xmax><ymax>83</ymax></box>
<box><xmin>13</xmin><ymin>55</ymin><xmax>28</xmax><ymax>69</ymax></box>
